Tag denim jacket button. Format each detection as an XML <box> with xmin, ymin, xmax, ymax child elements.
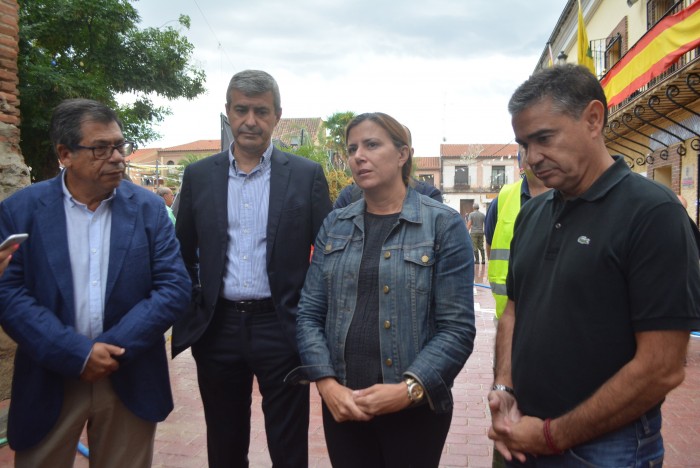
<box><xmin>385</xmin><ymin>358</ymin><xmax>393</xmax><ymax>366</ymax></box>
<box><xmin>421</xmin><ymin>254</ymin><xmax>429</xmax><ymax>263</ymax></box>
<box><xmin>324</xmin><ymin>243</ymin><xmax>332</xmax><ymax>252</ymax></box>
<box><xmin>383</xmin><ymin>285</ymin><xmax>390</xmax><ymax>294</ymax></box>
<box><xmin>384</xmin><ymin>251</ymin><xmax>391</xmax><ymax>259</ymax></box>
<box><xmin>384</xmin><ymin>320</ymin><xmax>391</xmax><ymax>329</ymax></box>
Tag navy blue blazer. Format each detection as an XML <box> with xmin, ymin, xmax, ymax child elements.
<box><xmin>171</xmin><ymin>147</ymin><xmax>332</xmax><ymax>356</ymax></box>
<box><xmin>0</xmin><ymin>175</ymin><xmax>191</xmax><ymax>450</ymax></box>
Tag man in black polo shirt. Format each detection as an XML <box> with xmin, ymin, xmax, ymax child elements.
<box><xmin>488</xmin><ymin>64</ymin><xmax>700</xmax><ymax>466</ymax></box>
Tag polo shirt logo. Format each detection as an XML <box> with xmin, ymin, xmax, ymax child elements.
<box><xmin>577</xmin><ymin>236</ymin><xmax>591</xmax><ymax>245</ymax></box>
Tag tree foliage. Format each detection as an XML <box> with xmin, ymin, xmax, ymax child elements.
<box><xmin>18</xmin><ymin>0</ymin><xmax>206</xmax><ymax>180</ymax></box>
<box><xmin>324</xmin><ymin>111</ymin><xmax>355</xmax><ymax>162</ymax></box>
<box><xmin>283</xmin><ymin>111</ymin><xmax>356</xmax><ymax>202</ymax></box>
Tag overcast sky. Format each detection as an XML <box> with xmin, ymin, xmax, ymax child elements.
<box><xmin>132</xmin><ymin>0</ymin><xmax>567</xmax><ymax>156</ymax></box>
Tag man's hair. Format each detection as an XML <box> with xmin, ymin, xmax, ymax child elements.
<box><xmin>473</xmin><ymin>203</ymin><xmax>480</xmax><ymax>210</ymax></box>
<box><xmin>49</xmin><ymin>99</ymin><xmax>122</xmax><ymax>154</ymax></box>
<box><xmin>156</xmin><ymin>187</ymin><xmax>173</xmax><ymax>198</ymax></box>
<box><xmin>345</xmin><ymin>112</ymin><xmax>413</xmax><ymax>186</ymax></box>
<box><xmin>226</xmin><ymin>70</ymin><xmax>281</xmax><ymax>113</ymax></box>
<box><xmin>508</xmin><ymin>64</ymin><xmax>608</xmax><ymax>127</ymax></box>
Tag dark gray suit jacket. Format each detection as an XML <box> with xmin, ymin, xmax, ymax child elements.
<box><xmin>171</xmin><ymin>147</ymin><xmax>332</xmax><ymax>356</ymax></box>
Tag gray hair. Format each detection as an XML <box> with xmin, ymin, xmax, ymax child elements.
<box><xmin>473</xmin><ymin>203</ymin><xmax>480</xmax><ymax>210</ymax></box>
<box><xmin>508</xmin><ymin>64</ymin><xmax>608</xmax><ymax>127</ymax></box>
<box><xmin>156</xmin><ymin>187</ymin><xmax>173</xmax><ymax>197</ymax></box>
<box><xmin>225</xmin><ymin>70</ymin><xmax>281</xmax><ymax>113</ymax></box>
<box><xmin>49</xmin><ymin>99</ymin><xmax>122</xmax><ymax>154</ymax></box>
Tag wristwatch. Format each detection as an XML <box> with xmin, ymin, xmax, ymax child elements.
<box><xmin>404</xmin><ymin>377</ymin><xmax>424</xmax><ymax>403</ymax></box>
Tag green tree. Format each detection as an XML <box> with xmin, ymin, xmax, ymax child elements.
<box><xmin>323</xmin><ymin>111</ymin><xmax>355</xmax><ymax>164</ymax></box>
<box><xmin>19</xmin><ymin>1</ymin><xmax>206</xmax><ymax>181</ymax></box>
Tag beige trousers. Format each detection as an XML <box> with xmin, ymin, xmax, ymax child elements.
<box><xmin>15</xmin><ymin>378</ymin><xmax>156</xmax><ymax>468</ymax></box>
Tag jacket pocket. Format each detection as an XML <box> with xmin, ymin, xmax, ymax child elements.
<box><xmin>403</xmin><ymin>245</ymin><xmax>435</xmax><ymax>294</ymax></box>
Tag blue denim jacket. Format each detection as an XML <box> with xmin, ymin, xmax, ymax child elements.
<box><xmin>293</xmin><ymin>188</ymin><xmax>475</xmax><ymax>413</ymax></box>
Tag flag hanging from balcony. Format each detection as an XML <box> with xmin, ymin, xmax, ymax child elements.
<box><xmin>601</xmin><ymin>0</ymin><xmax>700</xmax><ymax>107</ymax></box>
<box><xmin>548</xmin><ymin>42</ymin><xmax>555</xmax><ymax>67</ymax></box>
<box><xmin>577</xmin><ymin>0</ymin><xmax>595</xmax><ymax>74</ymax></box>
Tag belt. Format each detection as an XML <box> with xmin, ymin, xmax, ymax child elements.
<box><xmin>217</xmin><ymin>297</ymin><xmax>274</xmax><ymax>313</ymax></box>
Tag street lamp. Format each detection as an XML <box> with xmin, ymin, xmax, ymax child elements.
<box><xmin>557</xmin><ymin>50</ymin><xmax>568</xmax><ymax>66</ymax></box>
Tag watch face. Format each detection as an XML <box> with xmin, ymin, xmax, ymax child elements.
<box><xmin>410</xmin><ymin>384</ymin><xmax>424</xmax><ymax>401</ymax></box>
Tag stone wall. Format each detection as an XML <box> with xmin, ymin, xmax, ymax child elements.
<box><xmin>0</xmin><ymin>0</ymin><xmax>29</xmax><ymax>402</ymax></box>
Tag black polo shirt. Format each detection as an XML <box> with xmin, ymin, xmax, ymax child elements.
<box><xmin>507</xmin><ymin>156</ymin><xmax>700</xmax><ymax>419</ymax></box>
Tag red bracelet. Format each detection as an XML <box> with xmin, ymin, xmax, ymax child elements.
<box><xmin>543</xmin><ymin>418</ymin><xmax>563</xmax><ymax>455</ymax></box>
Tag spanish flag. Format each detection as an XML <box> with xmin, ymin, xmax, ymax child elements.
<box><xmin>601</xmin><ymin>0</ymin><xmax>700</xmax><ymax>107</ymax></box>
<box><xmin>578</xmin><ymin>0</ymin><xmax>595</xmax><ymax>74</ymax></box>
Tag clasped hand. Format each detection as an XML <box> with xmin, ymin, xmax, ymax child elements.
<box><xmin>488</xmin><ymin>390</ymin><xmax>529</xmax><ymax>463</ymax></box>
<box><xmin>317</xmin><ymin>378</ymin><xmax>411</xmax><ymax>423</ymax></box>
<box><xmin>80</xmin><ymin>342</ymin><xmax>125</xmax><ymax>382</ymax></box>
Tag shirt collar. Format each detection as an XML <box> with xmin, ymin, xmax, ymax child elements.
<box><xmin>544</xmin><ymin>155</ymin><xmax>628</xmax><ymax>203</ymax></box>
<box><xmin>338</xmin><ymin>186</ymin><xmax>423</xmax><ymax>224</ymax></box>
<box><xmin>228</xmin><ymin>141</ymin><xmax>274</xmax><ymax>175</ymax></box>
<box><xmin>61</xmin><ymin>169</ymin><xmax>116</xmax><ymax>209</ymax></box>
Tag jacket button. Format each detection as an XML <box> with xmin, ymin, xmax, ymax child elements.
<box><xmin>325</xmin><ymin>243</ymin><xmax>332</xmax><ymax>252</ymax></box>
<box><xmin>383</xmin><ymin>285</ymin><xmax>390</xmax><ymax>294</ymax></box>
<box><xmin>384</xmin><ymin>320</ymin><xmax>391</xmax><ymax>329</ymax></box>
<box><xmin>421</xmin><ymin>255</ymin><xmax>429</xmax><ymax>263</ymax></box>
<box><xmin>384</xmin><ymin>251</ymin><xmax>391</xmax><ymax>259</ymax></box>
<box><xmin>385</xmin><ymin>358</ymin><xmax>393</xmax><ymax>366</ymax></box>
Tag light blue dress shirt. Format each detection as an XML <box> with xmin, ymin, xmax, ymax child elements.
<box><xmin>220</xmin><ymin>143</ymin><xmax>273</xmax><ymax>300</ymax></box>
<box><xmin>61</xmin><ymin>171</ymin><xmax>113</xmax><ymax>339</ymax></box>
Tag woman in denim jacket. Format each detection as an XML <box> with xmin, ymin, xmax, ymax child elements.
<box><xmin>294</xmin><ymin>112</ymin><xmax>476</xmax><ymax>467</ymax></box>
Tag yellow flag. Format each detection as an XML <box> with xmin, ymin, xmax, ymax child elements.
<box><xmin>578</xmin><ymin>0</ymin><xmax>596</xmax><ymax>74</ymax></box>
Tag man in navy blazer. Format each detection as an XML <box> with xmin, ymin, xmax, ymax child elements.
<box><xmin>172</xmin><ymin>70</ymin><xmax>332</xmax><ymax>467</ymax></box>
<box><xmin>0</xmin><ymin>99</ymin><xmax>191</xmax><ymax>467</ymax></box>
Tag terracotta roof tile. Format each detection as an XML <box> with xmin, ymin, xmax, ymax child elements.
<box><xmin>272</xmin><ymin>118</ymin><xmax>323</xmax><ymax>146</ymax></box>
<box><xmin>414</xmin><ymin>157</ymin><xmax>440</xmax><ymax>169</ymax></box>
<box><xmin>126</xmin><ymin>147</ymin><xmax>159</xmax><ymax>164</ymax></box>
<box><xmin>159</xmin><ymin>140</ymin><xmax>220</xmax><ymax>153</ymax></box>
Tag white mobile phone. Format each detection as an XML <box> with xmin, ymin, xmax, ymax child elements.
<box><xmin>0</xmin><ymin>233</ymin><xmax>28</xmax><ymax>251</ymax></box>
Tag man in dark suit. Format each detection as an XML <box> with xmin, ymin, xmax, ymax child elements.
<box><xmin>0</xmin><ymin>99</ymin><xmax>191</xmax><ymax>467</ymax></box>
<box><xmin>172</xmin><ymin>69</ymin><xmax>332</xmax><ymax>467</ymax></box>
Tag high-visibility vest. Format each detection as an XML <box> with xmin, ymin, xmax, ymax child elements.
<box><xmin>488</xmin><ymin>179</ymin><xmax>523</xmax><ymax>319</ymax></box>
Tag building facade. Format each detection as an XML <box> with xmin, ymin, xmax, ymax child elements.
<box><xmin>540</xmin><ymin>0</ymin><xmax>700</xmax><ymax>224</ymax></box>
<box><xmin>439</xmin><ymin>143</ymin><xmax>519</xmax><ymax>218</ymax></box>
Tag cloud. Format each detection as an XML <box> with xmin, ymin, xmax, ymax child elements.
<box><xmin>131</xmin><ymin>0</ymin><xmax>565</xmax><ymax>155</ymax></box>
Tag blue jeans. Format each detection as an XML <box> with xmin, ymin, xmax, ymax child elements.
<box><xmin>507</xmin><ymin>407</ymin><xmax>663</xmax><ymax>467</ymax></box>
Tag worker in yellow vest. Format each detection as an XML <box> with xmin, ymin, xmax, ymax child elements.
<box><xmin>485</xmin><ymin>152</ymin><xmax>549</xmax><ymax>321</ymax></box>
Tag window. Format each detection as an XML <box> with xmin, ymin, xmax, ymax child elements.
<box><xmin>418</xmin><ymin>174</ymin><xmax>435</xmax><ymax>186</ymax></box>
<box><xmin>647</xmin><ymin>0</ymin><xmax>676</xmax><ymax>30</ymax></box>
<box><xmin>454</xmin><ymin>166</ymin><xmax>469</xmax><ymax>187</ymax></box>
<box><xmin>491</xmin><ymin>166</ymin><xmax>506</xmax><ymax>189</ymax></box>
<box><xmin>605</xmin><ymin>33</ymin><xmax>622</xmax><ymax>70</ymax></box>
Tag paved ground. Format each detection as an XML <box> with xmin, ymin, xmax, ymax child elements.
<box><xmin>1</xmin><ymin>262</ymin><xmax>699</xmax><ymax>466</ymax></box>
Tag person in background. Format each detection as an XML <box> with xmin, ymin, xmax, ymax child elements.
<box><xmin>172</xmin><ymin>70</ymin><xmax>332</xmax><ymax>468</ymax></box>
<box><xmin>156</xmin><ymin>186</ymin><xmax>176</xmax><ymax>224</ymax></box>
<box><xmin>292</xmin><ymin>112</ymin><xmax>475</xmax><ymax>467</ymax></box>
<box><xmin>467</xmin><ymin>203</ymin><xmax>486</xmax><ymax>264</ymax></box>
<box><xmin>0</xmin><ymin>98</ymin><xmax>191</xmax><ymax>467</ymax></box>
<box><xmin>485</xmin><ymin>151</ymin><xmax>550</xmax><ymax>323</ymax></box>
<box><xmin>489</xmin><ymin>64</ymin><xmax>700</xmax><ymax>466</ymax></box>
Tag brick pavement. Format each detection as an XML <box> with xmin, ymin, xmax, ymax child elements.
<box><xmin>0</xmin><ymin>262</ymin><xmax>699</xmax><ymax>466</ymax></box>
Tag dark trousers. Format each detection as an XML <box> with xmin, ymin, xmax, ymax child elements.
<box><xmin>322</xmin><ymin>401</ymin><xmax>452</xmax><ymax>468</ymax></box>
<box><xmin>192</xmin><ymin>298</ymin><xmax>309</xmax><ymax>468</ymax></box>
